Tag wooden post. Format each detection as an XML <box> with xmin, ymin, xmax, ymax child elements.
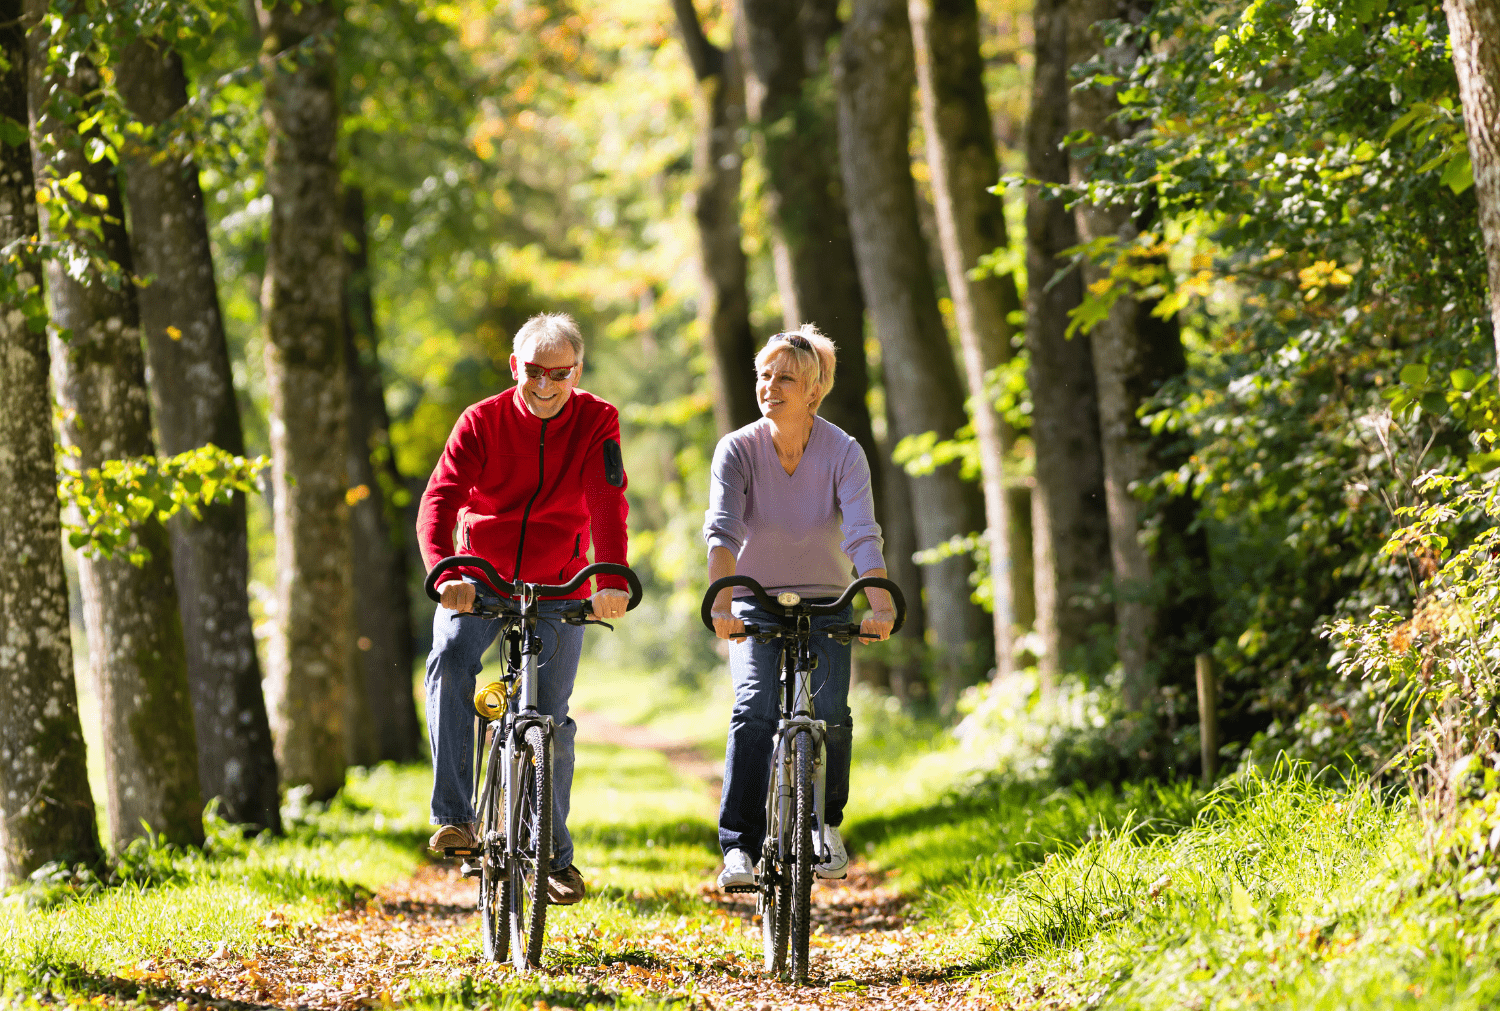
<box><xmin>1195</xmin><ymin>653</ymin><xmax>1218</xmax><ymax>786</ymax></box>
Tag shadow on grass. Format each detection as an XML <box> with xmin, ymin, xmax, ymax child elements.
<box><xmin>572</xmin><ymin>819</ymin><xmax>718</xmax><ymax>851</ymax></box>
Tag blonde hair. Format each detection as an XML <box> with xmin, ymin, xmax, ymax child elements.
<box><xmin>754</xmin><ymin>323</ymin><xmax>837</xmax><ymax>413</ymax></box>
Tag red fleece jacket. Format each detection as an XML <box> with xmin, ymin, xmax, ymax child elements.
<box><xmin>417</xmin><ymin>387</ymin><xmax>629</xmax><ymax>598</ymax></box>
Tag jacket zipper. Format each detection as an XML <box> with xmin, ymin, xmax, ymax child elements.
<box><xmin>513</xmin><ymin>417</ymin><xmax>548</xmax><ymax>582</ymax></box>
<box><xmin>560</xmin><ymin>533</ymin><xmax>581</xmax><ymax>581</ymax></box>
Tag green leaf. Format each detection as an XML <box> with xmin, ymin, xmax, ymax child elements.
<box><xmin>1399</xmin><ymin>363</ymin><xmax>1429</xmax><ymax>386</ymax></box>
<box><xmin>1451</xmin><ymin>369</ymin><xmax>1478</xmax><ymax>392</ymax></box>
<box><xmin>1441</xmin><ymin>149</ymin><xmax>1473</xmax><ymax>194</ymax></box>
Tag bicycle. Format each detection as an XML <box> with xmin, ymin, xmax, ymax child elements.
<box><xmin>698</xmin><ymin>574</ymin><xmax>906</xmax><ymax>983</ymax></box>
<box><xmin>424</xmin><ymin>554</ymin><xmax>643</xmax><ymax>971</ymax></box>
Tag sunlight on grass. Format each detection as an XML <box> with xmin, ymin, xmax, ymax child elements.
<box><xmin>0</xmin><ymin>764</ymin><xmax>431</xmax><ymax>993</ymax></box>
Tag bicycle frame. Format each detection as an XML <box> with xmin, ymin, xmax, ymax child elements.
<box><xmin>765</xmin><ymin>614</ymin><xmax>830</xmax><ymax>878</ymax></box>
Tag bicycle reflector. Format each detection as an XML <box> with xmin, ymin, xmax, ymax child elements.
<box><xmin>474</xmin><ymin>681</ymin><xmax>507</xmax><ymax>720</ymax></box>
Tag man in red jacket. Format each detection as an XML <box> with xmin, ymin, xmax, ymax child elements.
<box><xmin>418</xmin><ymin>312</ymin><xmax>630</xmax><ymax>905</ymax></box>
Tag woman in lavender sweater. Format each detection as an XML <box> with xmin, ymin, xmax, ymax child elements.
<box><xmin>703</xmin><ymin>326</ymin><xmax>897</xmax><ymax>890</ymax></box>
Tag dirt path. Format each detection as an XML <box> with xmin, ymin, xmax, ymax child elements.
<box><xmin>134</xmin><ymin>718</ymin><xmax>994</xmax><ymax>1010</ymax></box>
<box><xmin>572</xmin><ymin>708</ymin><xmax>724</xmax><ymax>795</ymax></box>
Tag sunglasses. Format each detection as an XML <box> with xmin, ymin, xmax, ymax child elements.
<box><xmin>773</xmin><ymin>332</ymin><xmax>813</xmax><ymax>352</ymax></box>
<box><xmin>523</xmin><ymin>361</ymin><xmax>577</xmax><ymax>382</ymax></box>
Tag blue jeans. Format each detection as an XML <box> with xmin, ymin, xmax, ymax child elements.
<box><xmin>718</xmin><ymin>598</ymin><xmax>854</xmax><ymax>857</ymax></box>
<box><xmin>426</xmin><ymin>585</ymin><xmax>584</xmax><ymax>872</ymax></box>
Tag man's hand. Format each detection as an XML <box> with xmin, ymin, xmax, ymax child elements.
<box><xmin>591</xmin><ymin>587</ymin><xmax>630</xmax><ymax>621</ymax></box>
<box><xmin>439</xmin><ymin>580</ymin><xmax>476</xmax><ymax>614</ymax></box>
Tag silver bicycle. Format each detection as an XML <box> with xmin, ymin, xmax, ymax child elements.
<box><xmin>699</xmin><ymin>574</ymin><xmax>906</xmax><ymax>983</ymax></box>
<box><xmin>425</xmin><ymin>554</ymin><xmax>642</xmax><ymax>970</ymax></box>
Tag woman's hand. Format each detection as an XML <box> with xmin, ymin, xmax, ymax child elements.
<box><xmin>859</xmin><ymin>611</ymin><xmax>894</xmax><ymax>643</ymax></box>
<box><xmin>712</xmin><ymin>608</ymin><xmax>745</xmax><ymax>640</ymax></box>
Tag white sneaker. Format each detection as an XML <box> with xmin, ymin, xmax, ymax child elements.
<box><xmin>717</xmin><ymin>848</ymin><xmax>757</xmax><ymax>891</ymax></box>
<box><xmin>815</xmin><ymin>825</ymin><xmax>848</xmax><ymax>879</ymax></box>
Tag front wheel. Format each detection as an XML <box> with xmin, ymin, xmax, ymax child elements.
<box><xmin>790</xmin><ymin>729</ymin><xmax>816</xmax><ymax>984</ymax></box>
<box><xmin>507</xmin><ymin>723</ymin><xmax>552</xmax><ymax>970</ymax></box>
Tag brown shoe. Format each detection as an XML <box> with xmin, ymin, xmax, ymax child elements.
<box><xmin>547</xmin><ymin>864</ymin><xmax>586</xmax><ymax>905</ymax></box>
<box><xmin>428</xmin><ymin>823</ymin><xmax>477</xmax><ymax>855</ymax></box>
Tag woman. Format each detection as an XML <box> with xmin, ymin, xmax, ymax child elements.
<box><xmin>702</xmin><ymin>325</ymin><xmax>896</xmax><ymax>889</ymax></box>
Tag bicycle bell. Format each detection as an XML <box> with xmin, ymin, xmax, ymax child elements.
<box><xmin>776</xmin><ymin>591</ymin><xmax>801</xmax><ymax>607</ymax></box>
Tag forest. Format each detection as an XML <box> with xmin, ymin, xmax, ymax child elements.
<box><xmin>4</xmin><ymin>0</ymin><xmax>1500</xmax><ymax>1007</ymax></box>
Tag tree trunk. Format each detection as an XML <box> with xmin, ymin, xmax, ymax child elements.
<box><xmin>343</xmin><ymin>184</ymin><xmax>422</xmax><ymax>764</ymax></box>
<box><xmin>115</xmin><ymin>34</ymin><xmax>281</xmax><ymax>833</ymax></box>
<box><xmin>1444</xmin><ymin>0</ymin><xmax>1500</xmax><ymax>381</ymax></box>
<box><xmin>908</xmin><ymin>0</ymin><xmax>1029</xmax><ymax>677</ymax></box>
<box><xmin>257</xmin><ymin>0</ymin><xmax>352</xmax><ymax>800</ymax></box>
<box><xmin>672</xmin><ymin>0</ymin><xmax>759</xmax><ymax>435</ymax></box>
<box><xmin>740</xmin><ymin>0</ymin><xmax>929</xmax><ymax>690</ymax></box>
<box><xmin>836</xmin><ymin>0</ymin><xmax>993</xmax><ymax>706</ymax></box>
<box><xmin>1026</xmin><ymin>0</ymin><xmax>1111</xmax><ymax>692</ymax></box>
<box><xmin>1069</xmin><ymin>0</ymin><xmax>1211</xmax><ymax>718</ymax></box>
<box><xmin>0</xmin><ymin>0</ymin><xmax>101</xmax><ymax>883</ymax></box>
<box><xmin>24</xmin><ymin>1</ymin><xmax>203</xmax><ymax>848</ymax></box>
<box><xmin>737</xmin><ymin>0</ymin><xmax>883</xmax><ymax>499</ymax></box>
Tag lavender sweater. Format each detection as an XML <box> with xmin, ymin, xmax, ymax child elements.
<box><xmin>703</xmin><ymin>417</ymin><xmax>885</xmax><ymax>599</ymax></box>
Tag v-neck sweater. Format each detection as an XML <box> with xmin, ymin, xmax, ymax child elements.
<box><xmin>703</xmin><ymin>416</ymin><xmax>885</xmax><ymax>598</ymax></box>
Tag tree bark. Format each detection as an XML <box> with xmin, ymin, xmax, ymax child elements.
<box><xmin>0</xmin><ymin>0</ymin><xmax>101</xmax><ymax>883</ymax></box>
<box><xmin>1026</xmin><ymin>0</ymin><xmax>1111</xmax><ymax>691</ymax></box>
<box><xmin>343</xmin><ymin>184</ymin><xmax>421</xmax><ymax>764</ymax></box>
<box><xmin>1069</xmin><ymin>0</ymin><xmax>1211</xmax><ymax>717</ymax></box>
<box><xmin>836</xmin><ymin>0</ymin><xmax>993</xmax><ymax>705</ymax></box>
<box><xmin>24</xmin><ymin>0</ymin><xmax>203</xmax><ymax>848</ymax></box>
<box><xmin>673</xmin><ymin>0</ymin><xmax>759</xmax><ymax>435</ymax></box>
<box><xmin>257</xmin><ymin>0</ymin><xmax>352</xmax><ymax>800</ymax></box>
<box><xmin>115</xmin><ymin>34</ymin><xmax>281</xmax><ymax>832</ymax></box>
<box><xmin>908</xmin><ymin>0</ymin><xmax>1028</xmax><ymax>677</ymax></box>
<box><xmin>1444</xmin><ymin>0</ymin><xmax>1500</xmax><ymax>381</ymax></box>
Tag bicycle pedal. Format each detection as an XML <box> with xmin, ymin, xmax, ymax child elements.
<box><xmin>444</xmin><ymin>846</ymin><xmax>479</xmax><ymax>859</ymax></box>
<box><xmin>722</xmin><ymin>883</ymin><xmax>759</xmax><ymax>894</ymax></box>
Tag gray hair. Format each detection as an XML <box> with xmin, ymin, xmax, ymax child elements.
<box><xmin>513</xmin><ymin>312</ymin><xmax>584</xmax><ymax>361</ymax></box>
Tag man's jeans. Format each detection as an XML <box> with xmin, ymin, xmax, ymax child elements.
<box><xmin>426</xmin><ymin>587</ymin><xmax>583</xmax><ymax>872</ymax></box>
<box><xmin>718</xmin><ymin>598</ymin><xmax>853</xmax><ymax>857</ymax></box>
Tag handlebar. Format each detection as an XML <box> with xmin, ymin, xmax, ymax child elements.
<box><xmin>698</xmin><ymin>574</ymin><xmax>906</xmax><ymax>636</ymax></box>
<box><xmin>424</xmin><ymin>555</ymin><xmax>644</xmax><ymax>612</ymax></box>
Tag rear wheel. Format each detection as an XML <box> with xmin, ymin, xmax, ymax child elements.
<box><xmin>506</xmin><ymin>723</ymin><xmax>552</xmax><ymax>970</ymax></box>
<box><xmin>790</xmin><ymin>730</ymin><xmax>816</xmax><ymax>984</ymax></box>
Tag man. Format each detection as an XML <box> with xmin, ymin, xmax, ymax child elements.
<box><xmin>418</xmin><ymin>312</ymin><xmax>630</xmax><ymax>905</ymax></box>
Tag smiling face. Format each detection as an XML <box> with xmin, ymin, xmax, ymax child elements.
<box><xmin>756</xmin><ymin>351</ymin><xmax>818</xmax><ymax>422</ymax></box>
<box><xmin>509</xmin><ymin>338</ymin><xmax>579</xmax><ymax>419</ymax></box>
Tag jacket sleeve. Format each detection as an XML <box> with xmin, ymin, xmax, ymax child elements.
<box><xmin>582</xmin><ymin>406</ymin><xmax>630</xmax><ymax>592</ymax></box>
<box><xmin>835</xmin><ymin>438</ymin><xmax>885</xmax><ymax>573</ymax></box>
<box><xmin>417</xmin><ymin>407</ymin><xmax>487</xmax><ymax>573</ymax></box>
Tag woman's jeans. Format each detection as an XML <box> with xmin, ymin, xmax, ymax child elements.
<box><xmin>718</xmin><ymin>598</ymin><xmax>853</xmax><ymax>857</ymax></box>
<box><xmin>426</xmin><ymin>585</ymin><xmax>584</xmax><ymax>872</ymax></box>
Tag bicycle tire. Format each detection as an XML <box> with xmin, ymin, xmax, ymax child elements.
<box><xmin>479</xmin><ymin>738</ymin><xmax>510</xmax><ymax>963</ymax></box>
<box><xmin>507</xmin><ymin>723</ymin><xmax>552</xmax><ymax>970</ymax></box>
<box><xmin>790</xmin><ymin>729</ymin><xmax>816</xmax><ymax>984</ymax></box>
<box><xmin>761</xmin><ymin>754</ymin><xmax>790</xmax><ymax>975</ymax></box>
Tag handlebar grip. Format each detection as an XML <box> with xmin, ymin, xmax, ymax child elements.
<box><xmin>424</xmin><ymin>556</ymin><xmax>514</xmax><ymax>602</ymax></box>
<box><xmin>700</xmin><ymin>575</ymin><xmax>782</xmax><ymax>632</ymax></box>
<box><xmin>813</xmin><ymin>577</ymin><xmax>907</xmax><ymax>636</ymax></box>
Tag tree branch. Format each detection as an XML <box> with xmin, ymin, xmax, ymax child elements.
<box><xmin>669</xmin><ymin>0</ymin><xmax>724</xmax><ymax>81</ymax></box>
